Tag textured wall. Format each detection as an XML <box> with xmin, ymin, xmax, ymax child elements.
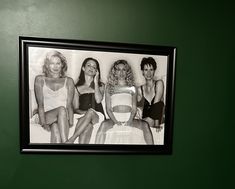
<box><xmin>0</xmin><ymin>0</ymin><xmax>234</xmax><ymax>188</ymax></box>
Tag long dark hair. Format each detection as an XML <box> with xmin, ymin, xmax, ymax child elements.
<box><xmin>75</xmin><ymin>57</ymin><xmax>102</xmax><ymax>88</ymax></box>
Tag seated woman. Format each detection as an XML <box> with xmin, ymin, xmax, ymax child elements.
<box><xmin>34</xmin><ymin>50</ymin><xmax>74</xmax><ymax>143</ymax></box>
<box><xmin>66</xmin><ymin>58</ymin><xmax>105</xmax><ymax>144</ymax></box>
<box><xmin>137</xmin><ymin>57</ymin><xmax>165</xmax><ymax>132</ymax></box>
<box><xmin>95</xmin><ymin>60</ymin><xmax>154</xmax><ymax>144</ymax></box>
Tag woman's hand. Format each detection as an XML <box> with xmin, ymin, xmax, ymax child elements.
<box><xmin>42</xmin><ymin>124</ymin><xmax>50</xmax><ymax>132</ymax></box>
<box><xmin>69</xmin><ymin>120</ymin><xmax>73</xmax><ymax>128</ymax></box>
<box><xmin>115</xmin><ymin>121</ymin><xmax>123</xmax><ymax>126</ymax></box>
<box><xmin>94</xmin><ymin>71</ymin><xmax>99</xmax><ymax>85</ymax></box>
<box><xmin>88</xmin><ymin>108</ymin><xmax>99</xmax><ymax>124</ymax></box>
<box><xmin>74</xmin><ymin>108</ymin><xmax>86</xmax><ymax>115</ymax></box>
<box><xmin>155</xmin><ymin>125</ymin><xmax>163</xmax><ymax>133</ymax></box>
<box><xmin>124</xmin><ymin>120</ymin><xmax>133</xmax><ymax>126</ymax></box>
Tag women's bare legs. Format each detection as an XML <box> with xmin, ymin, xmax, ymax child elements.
<box><xmin>45</xmin><ymin>106</ymin><xmax>69</xmax><ymax>143</ymax></box>
<box><xmin>50</xmin><ymin>123</ymin><xmax>61</xmax><ymax>143</ymax></box>
<box><xmin>79</xmin><ymin>123</ymin><xmax>93</xmax><ymax>144</ymax></box>
<box><xmin>67</xmin><ymin>116</ymin><xmax>86</xmax><ymax>143</ymax></box>
<box><xmin>133</xmin><ymin>119</ymin><xmax>154</xmax><ymax>144</ymax></box>
<box><xmin>144</xmin><ymin>117</ymin><xmax>162</xmax><ymax>133</ymax></box>
<box><xmin>95</xmin><ymin>119</ymin><xmax>114</xmax><ymax>144</ymax></box>
<box><xmin>95</xmin><ymin>119</ymin><xmax>153</xmax><ymax>144</ymax></box>
<box><xmin>66</xmin><ymin>109</ymin><xmax>98</xmax><ymax>143</ymax></box>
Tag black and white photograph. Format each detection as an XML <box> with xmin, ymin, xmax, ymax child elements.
<box><xmin>20</xmin><ymin>36</ymin><xmax>176</xmax><ymax>154</ymax></box>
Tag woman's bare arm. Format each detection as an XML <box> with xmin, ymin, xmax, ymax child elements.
<box><xmin>126</xmin><ymin>87</ymin><xmax>137</xmax><ymax>124</ymax></box>
<box><xmin>34</xmin><ymin>75</ymin><xmax>47</xmax><ymax>127</ymax></box>
<box><xmin>66</xmin><ymin>77</ymin><xmax>75</xmax><ymax>127</ymax></box>
<box><xmin>105</xmin><ymin>88</ymin><xmax>120</xmax><ymax>125</ymax></box>
<box><xmin>153</xmin><ymin>80</ymin><xmax>164</xmax><ymax>103</ymax></box>
<box><xmin>94</xmin><ymin>71</ymin><xmax>104</xmax><ymax>103</ymax></box>
<box><xmin>137</xmin><ymin>86</ymin><xmax>142</xmax><ymax>102</ymax></box>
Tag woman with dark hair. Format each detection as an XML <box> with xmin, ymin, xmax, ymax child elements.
<box><xmin>66</xmin><ymin>57</ymin><xmax>105</xmax><ymax>143</ymax></box>
<box><xmin>34</xmin><ymin>50</ymin><xmax>75</xmax><ymax>143</ymax></box>
<box><xmin>137</xmin><ymin>57</ymin><xmax>164</xmax><ymax>132</ymax></box>
<box><xmin>95</xmin><ymin>60</ymin><xmax>153</xmax><ymax>144</ymax></box>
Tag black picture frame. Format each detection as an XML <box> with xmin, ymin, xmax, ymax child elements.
<box><xmin>19</xmin><ymin>36</ymin><xmax>176</xmax><ymax>154</ymax></box>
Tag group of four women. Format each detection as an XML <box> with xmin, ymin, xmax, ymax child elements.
<box><xmin>34</xmin><ymin>50</ymin><xmax>164</xmax><ymax>144</ymax></box>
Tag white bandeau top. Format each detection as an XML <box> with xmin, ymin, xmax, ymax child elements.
<box><xmin>111</xmin><ymin>92</ymin><xmax>132</xmax><ymax>108</ymax></box>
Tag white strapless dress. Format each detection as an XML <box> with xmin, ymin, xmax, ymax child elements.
<box><xmin>104</xmin><ymin>112</ymin><xmax>146</xmax><ymax>145</ymax></box>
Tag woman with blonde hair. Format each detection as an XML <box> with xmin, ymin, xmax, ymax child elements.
<box><xmin>34</xmin><ymin>50</ymin><xmax>74</xmax><ymax>143</ymax></box>
<box><xmin>95</xmin><ymin>60</ymin><xmax>153</xmax><ymax>144</ymax></box>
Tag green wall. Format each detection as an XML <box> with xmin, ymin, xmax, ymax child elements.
<box><xmin>0</xmin><ymin>0</ymin><xmax>234</xmax><ymax>188</ymax></box>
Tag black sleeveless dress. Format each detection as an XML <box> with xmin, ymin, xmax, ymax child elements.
<box><xmin>139</xmin><ymin>83</ymin><xmax>164</xmax><ymax>123</ymax></box>
<box><xmin>79</xmin><ymin>93</ymin><xmax>105</xmax><ymax>116</ymax></box>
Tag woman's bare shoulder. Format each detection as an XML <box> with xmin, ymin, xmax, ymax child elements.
<box><xmin>34</xmin><ymin>75</ymin><xmax>44</xmax><ymax>84</ymax></box>
<box><xmin>155</xmin><ymin>79</ymin><xmax>164</xmax><ymax>91</ymax></box>
<box><xmin>35</xmin><ymin>75</ymin><xmax>44</xmax><ymax>80</ymax></box>
<box><xmin>66</xmin><ymin>77</ymin><xmax>75</xmax><ymax>86</ymax></box>
<box><xmin>155</xmin><ymin>79</ymin><xmax>164</xmax><ymax>86</ymax></box>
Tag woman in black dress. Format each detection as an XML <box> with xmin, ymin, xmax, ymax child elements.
<box><xmin>66</xmin><ymin>58</ymin><xmax>105</xmax><ymax>143</ymax></box>
<box><xmin>137</xmin><ymin>57</ymin><xmax>164</xmax><ymax>132</ymax></box>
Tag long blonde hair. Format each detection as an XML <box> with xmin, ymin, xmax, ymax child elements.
<box><xmin>107</xmin><ymin>60</ymin><xmax>134</xmax><ymax>95</ymax></box>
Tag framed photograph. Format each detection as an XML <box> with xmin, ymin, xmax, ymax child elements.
<box><xmin>19</xmin><ymin>36</ymin><xmax>176</xmax><ymax>154</ymax></box>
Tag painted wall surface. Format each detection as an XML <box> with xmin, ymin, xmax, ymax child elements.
<box><xmin>0</xmin><ymin>0</ymin><xmax>234</xmax><ymax>188</ymax></box>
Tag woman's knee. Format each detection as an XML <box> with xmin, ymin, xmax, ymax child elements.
<box><xmin>99</xmin><ymin>120</ymin><xmax>113</xmax><ymax>132</ymax></box>
<box><xmin>51</xmin><ymin>123</ymin><xmax>58</xmax><ymax>130</ymax></box>
<box><xmin>133</xmin><ymin>119</ymin><xmax>150</xmax><ymax>131</ymax></box>
<box><xmin>58</xmin><ymin>106</ymin><xmax>67</xmax><ymax>117</ymax></box>
<box><xmin>84</xmin><ymin>108</ymin><xmax>95</xmax><ymax>119</ymax></box>
<box><xmin>51</xmin><ymin>123</ymin><xmax>60</xmax><ymax>137</ymax></box>
<box><xmin>83</xmin><ymin>123</ymin><xmax>93</xmax><ymax>134</ymax></box>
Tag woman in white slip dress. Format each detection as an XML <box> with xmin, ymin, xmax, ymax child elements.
<box><xmin>34</xmin><ymin>50</ymin><xmax>75</xmax><ymax>143</ymax></box>
<box><xmin>95</xmin><ymin>60</ymin><xmax>153</xmax><ymax>144</ymax></box>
